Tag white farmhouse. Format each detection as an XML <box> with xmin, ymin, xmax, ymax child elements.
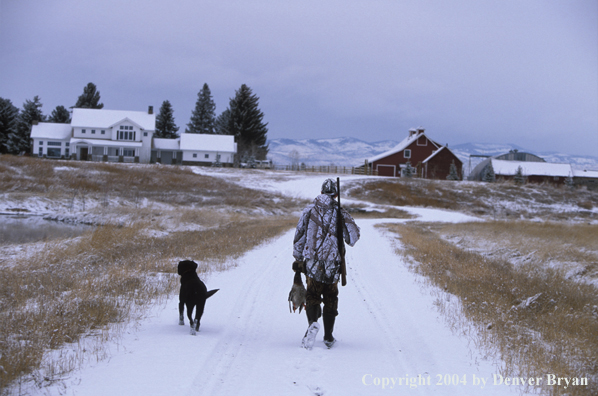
<box><xmin>30</xmin><ymin>107</ymin><xmax>237</xmax><ymax>166</ymax></box>
<box><xmin>70</xmin><ymin>107</ymin><xmax>155</xmax><ymax>163</ymax></box>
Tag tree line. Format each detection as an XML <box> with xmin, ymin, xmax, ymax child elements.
<box><xmin>0</xmin><ymin>82</ymin><xmax>269</xmax><ymax>162</ymax></box>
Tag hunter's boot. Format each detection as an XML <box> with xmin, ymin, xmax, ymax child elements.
<box><xmin>323</xmin><ymin>313</ymin><xmax>336</xmax><ymax>348</ymax></box>
<box><xmin>302</xmin><ymin>305</ymin><xmax>321</xmax><ymax>350</ymax></box>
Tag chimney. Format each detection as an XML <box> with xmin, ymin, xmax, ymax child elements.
<box><xmin>148</xmin><ymin>106</ymin><xmax>154</xmax><ymax>115</ymax></box>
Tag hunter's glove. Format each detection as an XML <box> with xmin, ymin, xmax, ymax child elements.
<box><xmin>292</xmin><ymin>259</ymin><xmax>306</xmax><ymax>274</ymax></box>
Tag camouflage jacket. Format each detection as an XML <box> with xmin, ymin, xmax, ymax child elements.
<box><xmin>293</xmin><ymin>194</ymin><xmax>360</xmax><ymax>284</ymax></box>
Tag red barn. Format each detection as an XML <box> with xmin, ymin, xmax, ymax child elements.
<box><xmin>365</xmin><ymin>128</ymin><xmax>463</xmax><ymax>179</ymax></box>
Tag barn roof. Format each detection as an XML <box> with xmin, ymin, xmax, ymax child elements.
<box><xmin>367</xmin><ymin>131</ymin><xmax>441</xmax><ymax>163</ymax></box>
<box><xmin>572</xmin><ymin>169</ymin><xmax>598</xmax><ymax>179</ymax></box>
<box><xmin>422</xmin><ymin>146</ymin><xmax>462</xmax><ymax>164</ymax></box>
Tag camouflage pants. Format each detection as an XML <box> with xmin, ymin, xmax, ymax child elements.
<box><xmin>306</xmin><ymin>276</ymin><xmax>338</xmax><ymax>317</ymax></box>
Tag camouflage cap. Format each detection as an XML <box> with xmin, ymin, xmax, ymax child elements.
<box><xmin>321</xmin><ymin>178</ymin><xmax>338</xmax><ymax>196</ymax></box>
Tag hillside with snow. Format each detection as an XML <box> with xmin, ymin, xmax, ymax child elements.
<box><xmin>267</xmin><ymin>138</ymin><xmax>598</xmax><ymax>173</ymax></box>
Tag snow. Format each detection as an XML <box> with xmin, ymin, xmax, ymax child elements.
<box><xmin>30</xmin><ymin>122</ymin><xmax>72</xmax><ymax>139</ymax></box>
<box><xmin>10</xmin><ymin>169</ymin><xmax>532</xmax><ymax>395</ymax></box>
<box><xmin>491</xmin><ymin>159</ymin><xmax>572</xmax><ymax>177</ymax></box>
<box><xmin>34</xmin><ymin>224</ymin><xmax>520</xmax><ymax>396</ymax></box>
<box><xmin>70</xmin><ymin>108</ymin><xmax>156</xmax><ymax>131</ymax></box>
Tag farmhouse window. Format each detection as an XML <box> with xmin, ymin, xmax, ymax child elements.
<box><xmin>193</xmin><ymin>153</ymin><xmax>197</xmax><ymax>158</ymax></box>
<box><xmin>39</xmin><ymin>141</ymin><xmax>43</xmax><ymax>145</ymax></box>
<box><xmin>65</xmin><ymin>149</ymin><xmax>69</xmax><ymax>157</ymax></box>
<box><xmin>118</xmin><ymin>129</ymin><xmax>136</xmax><ymax>141</ymax></box>
<box><xmin>143</xmin><ymin>132</ymin><xmax>148</xmax><ymax>137</ymax></box>
<box><xmin>65</xmin><ymin>142</ymin><xmax>70</xmax><ymax>147</ymax></box>
<box><xmin>123</xmin><ymin>149</ymin><xmax>135</xmax><ymax>157</ymax></box>
<box><xmin>47</xmin><ymin>141</ymin><xmax>61</xmax><ymax>146</ymax></box>
<box><xmin>205</xmin><ymin>154</ymin><xmax>209</xmax><ymax>159</ymax></box>
<box><xmin>82</xmin><ymin>129</ymin><xmax>86</xmax><ymax>133</ymax></box>
<box><xmin>38</xmin><ymin>147</ymin><xmax>43</xmax><ymax>156</ymax></box>
<box><xmin>404</xmin><ymin>149</ymin><xmax>411</xmax><ymax>159</ymax></box>
<box><xmin>91</xmin><ymin>129</ymin><xmax>96</xmax><ymax>134</ymax></box>
<box><xmin>47</xmin><ymin>148</ymin><xmax>61</xmax><ymax>157</ymax></box>
<box><xmin>101</xmin><ymin>130</ymin><xmax>105</xmax><ymax>134</ymax></box>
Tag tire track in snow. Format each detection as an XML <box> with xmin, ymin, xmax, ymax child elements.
<box><xmin>185</xmin><ymin>230</ymin><xmax>296</xmax><ymax>396</ymax></box>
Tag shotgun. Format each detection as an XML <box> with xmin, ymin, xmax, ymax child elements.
<box><xmin>336</xmin><ymin>177</ymin><xmax>347</xmax><ymax>286</ymax></box>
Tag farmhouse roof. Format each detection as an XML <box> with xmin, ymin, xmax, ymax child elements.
<box><xmin>30</xmin><ymin>122</ymin><xmax>72</xmax><ymax>140</ymax></box>
<box><xmin>491</xmin><ymin>159</ymin><xmax>572</xmax><ymax>177</ymax></box>
<box><xmin>179</xmin><ymin>133</ymin><xmax>236</xmax><ymax>152</ymax></box>
<box><xmin>367</xmin><ymin>130</ymin><xmax>441</xmax><ymax>163</ymax></box>
<box><xmin>71</xmin><ymin>108</ymin><xmax>156</xmax><ymax>131</ymax></box>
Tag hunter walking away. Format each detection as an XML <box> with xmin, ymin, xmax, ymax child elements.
<box><xmin>291</xmin><ymin>178</ymin><xmax>360</xmax><ymax>350</ymax></box>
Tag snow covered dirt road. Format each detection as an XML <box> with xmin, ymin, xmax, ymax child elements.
<box><xmin>41</xmin><ymin>218</ymin><xmax>525</xmax><ymax>396</ymax></box>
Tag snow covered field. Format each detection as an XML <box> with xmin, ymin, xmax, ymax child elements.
<box><xmin>10</xmin><ymin>169</ymin><xmax>537</xmax><ymax>396</ymax></box>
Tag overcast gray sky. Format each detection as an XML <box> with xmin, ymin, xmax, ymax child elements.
<box><xmin>1</xmin><ymin>0</ymin><xmax>596</xmax><ymax>156</ymax></box>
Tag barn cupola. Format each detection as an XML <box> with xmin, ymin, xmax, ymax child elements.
<box><xmin>408</xmin><ymin>128</ymin><xmax>417</xmax><ymax>137</ymax></box>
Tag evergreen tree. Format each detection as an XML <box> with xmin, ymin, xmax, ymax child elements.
<box><xmin>186</xmin><ymin>83</ymin><xmax>216</xmax><ymax>134</ymax></box>
<box><xmin>49</xmin><ymin>105</ymin><xmax>71</xmax><ymax>123</ymax></box>
<box><xmin>483</xmin><ymin>161</ymin><xmax>496</xmax><ymax>183</ymax></box>
<box><xmin>403</xmin><ymin>161</ymin><xmax>415</xmax><ymax>178</ymax></box>
<box><xmin>214</xmin><ymin>108</ymin><xmax>232</xmax><ymax>135</ymax></box>
<box><xmin>446</xmin><ymin>160</ymin><xmax>460</xmax><ymax>180</ymax></box>
<box><xmin>155</xmin><ymin>100</ymin><xmax>179</xmax><ymax>138</ymax></box>
<box><xmin>74</xmin><ymin>82</ymin><xmax>104</xmax><ymax>109</ymax></box>
<box><xmin>8</xmin><ymin>96</ymin><xmax>45</xmax><ymax>154</ymax></box>
<box><xmin>229</xmin><ymin>84</ymin><xmax>269</xmax><ymax>160</ymax></box>
<box><xmin>0</xmin><ymin>97</ymin><xmax>19</xmax><ymax>154</ymax></box>
<box><xmin>513</xmin><ymin>166</ymin><xmax>524</xmax><ymax>185</ymax></box>
<box><xmin>565</xmin><ymin>173</ymin><xmax>575</xmax><ymax>189</ymax></box>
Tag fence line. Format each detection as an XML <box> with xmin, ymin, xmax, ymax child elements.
<box><xmin>271</xmin><ymin>164</ymin><xmax>377</xmax><ymax>176</ymax></box>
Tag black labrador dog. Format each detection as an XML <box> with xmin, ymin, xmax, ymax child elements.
<box><xmin>177</xmin><ymin>260</ymin><xmax>219</xmax><ymax>335</ymax></box>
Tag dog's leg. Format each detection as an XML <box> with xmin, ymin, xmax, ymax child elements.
<box><xmin>194</xmin><ymin>300</ymin><xmax>206</xmax><ymax>333</ymax></box>
<box><xmin>178</xmin><ymin>301</ymin><xmax>185</xmax><ymax>325</ymax></box>
<box><xmin>187</xmin><ymin>303</ymin><xmax>197</xmax><ymax>335</ymax></box>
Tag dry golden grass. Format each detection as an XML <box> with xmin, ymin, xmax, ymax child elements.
<box><xmin>0</xmin><ymin>155</ymin><xmax>304</xmax><ymax>393</ymax></box>
<box><xmin>434</xmin><ymin>221</ymin><xmax>598</xmax><ymax>282</ymax></box>
<box><xmin>347</xmin><ymin>178</ymin><xmax>598</xmax><ymax>221</ymax></box>
<box><xmin>0</xmin><ymin>156</ymin><xmax>302</xmax><ymax>212</ymax></box>
<box><xmin>0</xmin><ymin>217</ymin><xmax>296</xmax><ymax>392</ymax></box>
<box><xmin>385</xmin><ymin>222</ymin><xmax>598</xmax><ymax>396</ymax></box>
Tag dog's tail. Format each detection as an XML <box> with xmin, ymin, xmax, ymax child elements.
<box><xmin>206</xmin><ymin>289</ymin><xmax>219</xmax><ymax>299</ymax></box>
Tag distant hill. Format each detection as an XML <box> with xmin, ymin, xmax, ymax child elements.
<box><xmin>267</xmin><ymin>138</ymin><xmax>598</xmax><ymax>174</ymax></box>
<box><xmin>267</xmin><ymin>137</ymin><xmax>397</xmax><ymax>167</ymax></box>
